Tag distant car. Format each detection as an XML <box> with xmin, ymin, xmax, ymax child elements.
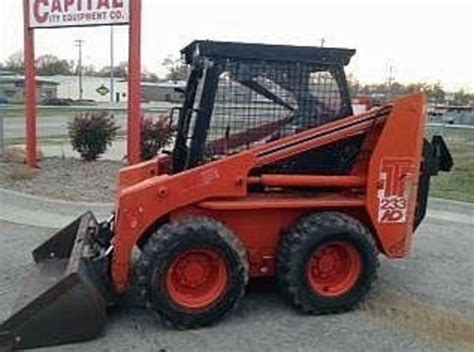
<box><xmin>75</xmin><ymin>99</ymin><xmax>96</xmax><ymax>106</ymax></box>
<box><xmin>41</xmin><ymin>97</ymin><xmax>73</xmax><ymax>106</ymax></box>
<box><xmin>0</xmin><ymin>96</ymin><xmax>8</xmax><ymax>105</ymax></box>
<box><xmin>442</xmin><ymin>113</ymin><xmax>456</xmax><ymax>125</ymax></box>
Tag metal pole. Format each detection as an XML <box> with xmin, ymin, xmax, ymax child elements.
<box><xmin>387</xmin><ymin>63</ymin><xmax>394</xmax><ymax>100</ymax></box>
<box><xmin>127</xmin><ymin>0</ymin><xmax>142</xmax><ymax>164</ymax></box>
<box><xmin>110</xmin><ymin>26</ymin><xmax>115</xmax><ymax>103</ymax></box>
<box><xmin>75</xmin><ymin>39</ymin><xmax>84</xmax><ymax>100</ymax></box>
<box><xmin>0</xmin><ymin>106</ymin><xmax>4</xmax><ymax>155</ymax></box>
<box><xmin>23</xmin><ymin>0</ymin><xmax>38</xmax><ymax>168</ymax></box>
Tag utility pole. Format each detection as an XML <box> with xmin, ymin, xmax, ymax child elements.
<box><xmin>387</xmin><ymin>63</ymin><xmax>394</xmax><ymax>99</ymax></box>
<box><xmin>74</xmin><ymin>39</ymin><xmax>84</xmax><ymax>100</ymax></box>
<box><xmin>110</xmin><ymin>27</ymin><xmax>115</xmax><ymax>103</ymax></box>
<box><xmin>320</xmin><ymin>37</ymin><xmax>325</xmax><ymax>47</ymax></box>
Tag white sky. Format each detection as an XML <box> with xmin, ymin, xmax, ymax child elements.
<box><xmin>0</xmin><ymin>0</ymin><xmax>473</xmax><ymax>91</ymax></box>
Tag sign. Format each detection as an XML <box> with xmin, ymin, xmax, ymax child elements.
<box><xmin>377</xmin><ymin>158</ymin><xmax>415</xmax><ymax>223</ymax></box>
<box><xmin>96</xmin><ymin>84</ymin><xmax>110</xmax><ymax>96</ymax></box>
<box><xmin>29</xmin><ymin>0</ymin><xmax>130</xmax><ymax>28</ymax></box>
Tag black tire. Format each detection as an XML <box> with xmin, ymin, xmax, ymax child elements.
<box><xmin>277</xmin><ymin>211</ymin><xmax>379</xmax><ymax>314</ymax></box>
<box><xmin>136</xmin><ymin>217</ymin><xmax>248</xmax><ymax>329</ymax></box>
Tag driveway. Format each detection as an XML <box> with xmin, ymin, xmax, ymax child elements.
<box><xmin>0</xmin><ymin>201</ymin><xmax>473</xmax><ymax>351</ymax></box>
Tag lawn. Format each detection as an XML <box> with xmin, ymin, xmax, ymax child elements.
<box><xmin>0</xmin><ymin>104</ymin><xmax>173</xmax><ymax>119</ymax></box>
<box><xmin>427</xmin><ymin>126</ymin><xmax>474</xmax><ymax>203</ymax></box>
<box><xmin>1</xmin><ymin>105</ymin><xmax>123</xmax><ymax>118</ymax></box>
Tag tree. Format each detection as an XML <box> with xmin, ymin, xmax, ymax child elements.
<box><xmin>82</xmin><ymin>64</ymin><xmax>99</xmax><ymax>76</ymax></box>
<box><xmin>162</xmin><ymin>57</ymin><xmax>188</xmax><ymax>81</ymax></box>
<box><xmin>4</xmin><ymin>51</ymin><xmax>24</xmax><ymax>74</ymax></box>
<box><xmin>346</xmin><ymin>73</ymin><xmax>360</xmax><ymax>97</ymax></box>
<box><xmin>142</xmin><ymin>71</ymin><xmax>159</xmax><ymax>82</ymax></box>
<box><xmin>426</xmin><ymin>82</ymin><xmax>445</xmax><ymax>103</ymax></box>
<box><xmin>452</xmin><ymin>89</ymin><xmax>474</xmax><ymax>106</ymax></box>
<box><xmin>36</xmin><ymin>54</ymin><xmax>74</xmax><ymax>75</ymax></box>
<box><xmin>99</xmin><ymin>61</ymin><xmax>128</xmax><ymax>78</ymax></box>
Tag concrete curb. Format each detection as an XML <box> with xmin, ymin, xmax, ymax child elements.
<box><xmin>0</xmin><ymin>188</ymin><xmax>113</xmax><ymax>228</ymax></box>
<box><xmin>429</xmin><ymin>197</ymin><xmax>474</xmax><ymax>211</ymax></box>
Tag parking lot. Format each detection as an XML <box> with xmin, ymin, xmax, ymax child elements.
<box><xmin>0</xmin><ymin>200</ymin><xmax>472</xmax><ymax>352</ymax></box>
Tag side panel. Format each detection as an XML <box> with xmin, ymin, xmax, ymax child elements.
<box><xmin>172</xmin><ymin>195</ymin><xmax>367</xmax><ymax>278</ymax></box>
<box><xmin>171</xmin><ymin>207</ymin><xmax>302</xmax><ymax>277</ymax></box>
<box><xmin>112</xmin><ymin>152</ymin><xmax>256</xmax><ymax>293</ymax></box>
<box><xmin>366</xmin><ymin>94</ymin><xmax>427</xmax><ymax>258</ymax></box>
<box><xmin>117</xmin><ymin>155</ymin><xmax>170</xmax><ymax>190</ymax></box>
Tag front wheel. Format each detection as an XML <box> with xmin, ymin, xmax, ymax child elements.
<box><xmin>136</xmin><ymin>217</ymin><xmax>248</xmax><ymax>329</ymax></box>
<box><xmin>277</xmin><ymin>212</ymin><xmax>379</xmax><ymax>314</ymax></box>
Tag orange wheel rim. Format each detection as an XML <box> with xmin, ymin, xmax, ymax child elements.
<box><xmin>307</xmin><ymin>241</ymin><xmax>362</xmax><ymax>298</ymax></box>
<box><xmin>165</xmin><ymin>249</ymin><xmax>228</xmax><ymax>309</ymax></box>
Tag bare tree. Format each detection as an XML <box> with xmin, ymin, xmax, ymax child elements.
<box><xmin>162</xmin><ymin>57</ymin><xmax>189</xmax><ymax>81</ymax></box>
<box><xmin>4</xmin><ymin>51</ymin><xmax>24</xmax><ymax>73</ymax></box>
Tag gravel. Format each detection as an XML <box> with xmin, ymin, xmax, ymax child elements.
<box><xmin>0</xmin><ymin>205</ymin><xmax>473</xmax><ymax>352</ymax></box>
<box><xmin>0</xmin><ymin>156</ymin><xmax>124</xmax><ymax>202</ymax></box>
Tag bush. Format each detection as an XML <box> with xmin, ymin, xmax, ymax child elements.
<box><xmin>141</xmin><ymin>115</ymin><xmax>174</xmax><ymax>160</ymax></box>
<box><xmin>68</xmin><ymin>112</ymin><xmax>119</xmax><ymax>161</ymax></box>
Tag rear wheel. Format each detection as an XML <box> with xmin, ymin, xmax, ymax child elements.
<box><xmin>277</xmin><ymin>212</ymin><xmax>378</xmax><ymax>314</ymax></box>
<box><xmin>136</xmin><ymin>217</ymin><xmax>248</xmax><ymax>329</ymax></box>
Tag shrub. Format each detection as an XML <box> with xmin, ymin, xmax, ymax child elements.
<box><xmin>68</xmin><ymin>112</ymin><xmax>119</xmax><ymax>161</ymax></box>
<box><xmin>141</xmin><ymin>115</ymin><xmax>174</xmax><ymax>160</ymax></box>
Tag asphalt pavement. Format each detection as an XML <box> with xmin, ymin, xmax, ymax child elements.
<box><xmin>0</xmin><ymin>199</ymin><xmax>472</xmax><ymax>351</ymax></box>
<box><xmin>2</xmin><ymin>102</ymin><xmax>176</xmax><ymax>140</ymax></box>
<box><xmin>3</xmin><ymin>113</ymin><xmax>128</xmax><ymax>139</ymax></box>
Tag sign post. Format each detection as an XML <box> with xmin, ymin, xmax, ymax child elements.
<box><xmin>127</xmin><ymin>0</ymin><xmax>141</xmax><ymax>165</ymax></box>
<box><xmin>24</xmin><ymin>0</ymin><xmax>141</xmax><ymax>167</ymax></box>
<box><xmin>23</xmin><ymin>0</ymin><xmax>38</xmax><ymax>168</ymax></box>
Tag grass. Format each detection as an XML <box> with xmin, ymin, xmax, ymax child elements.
<box><xmin>427</xmin><ymin>127</ymin><xmax>474</xmax><ymax>203</ymax></box>
<box><xmin>0</xmin><ymin>104</ymin><xmax>171</xmax><ymax>118</ymax></box>
<box><xmin>2</xmin><ymin>107</ymin><xmax>126</xmax><ymax>119</ymax></box>
<box><xmin>6</xmin><ymin>134</ymin><xmax>70</xmax><ymax>145</ymax></box>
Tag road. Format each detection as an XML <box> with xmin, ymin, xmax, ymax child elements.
<box><xmin>1</xmin><ymin>103</ymin><xmax>175</xmax><ymax>140</ymax></box>
<box><xmin>0</xmin><ymin>201</ymin><xmax>473</xmax><ymax>351</ymax></box>
<box><xmin>3</xmin><ymin>113</ymin><xmax>130</xmax><ymax>140</ymax></box>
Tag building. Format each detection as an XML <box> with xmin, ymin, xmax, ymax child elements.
<box><xmin>46</xmin><ymin>75</ymin><xmax>128</xmax><ymax>103</ymax></box>
<box><xmin>0</xmin><ymin>73</ymin><xmax>186</xmax><ymax>104</ymax></box>
<box><xmin>0</xmin><ymin>75</ymin><xmax>59</xmax><ymax>103</ymax></box>
<box><xmin>141</xmin><ymin>81</ymin><xmax>185</xmax><ymax>103</ymax></box>
<box><xmin>48</xmin><ymin>76</ymin><xmax>185</xmax><ymax>103</ymax></box>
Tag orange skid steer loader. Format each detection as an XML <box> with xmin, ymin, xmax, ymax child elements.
<box><xmin>0</xmin><ymin>41</ymin><xmax>452</xmax><ymax>350</ymax></box>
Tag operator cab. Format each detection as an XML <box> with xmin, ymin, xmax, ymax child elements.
<box><xmin>172</xmin><ymin>40</ymin><xmax>357</xmax><ymax>174</ymax></box>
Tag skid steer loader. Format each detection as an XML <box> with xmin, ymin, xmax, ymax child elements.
<box><xmin>0</xmin><ymin>40</ymin><xmax>452</xmax><ymax>350</ymax></box>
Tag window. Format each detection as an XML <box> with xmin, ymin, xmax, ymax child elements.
<box><xmin>203</xmin><ymin>61</ymin><xmax>344</xmax><ymax>159</ymax></box>
<box><xmin>308</xmin><ymin>71</ymin><xmax>342</xmax><ymax>116</ymax></box>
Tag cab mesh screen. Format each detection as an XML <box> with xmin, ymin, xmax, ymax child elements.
<box><xmin>204</xmin><ymin>60</ymin><xmax>345</xmax><ymax>159</ymax></box>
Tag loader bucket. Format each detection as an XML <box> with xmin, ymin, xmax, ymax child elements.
<box><xmin>0</xmin><ymin>212</ymin><xmax>110</xmax><ymax>350</ymax></box>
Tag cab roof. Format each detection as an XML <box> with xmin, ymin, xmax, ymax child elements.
<box><xmin>181</xmin><ymin>40</ymin><xmax>355</xmax><ymax>66</ymax></box>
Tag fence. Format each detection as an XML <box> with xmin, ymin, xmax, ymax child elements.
<box><xmin>426</xmin><ymin>123</ymin><xmax>474</xmax><ymax>146</ymax></box>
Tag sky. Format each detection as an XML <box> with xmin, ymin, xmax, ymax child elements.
<box><xmin>0</xmin><ymin>0</ymin><xmax>473</xmax><ymax>91</ymax></box>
